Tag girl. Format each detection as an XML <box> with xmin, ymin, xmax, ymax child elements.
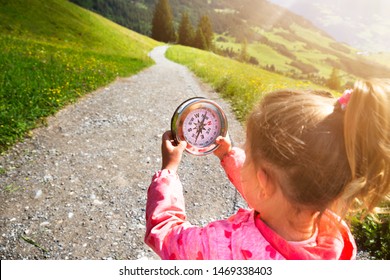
<box><xmin>145</xmin><ymin>79</ymin><xmax>390</xmax><ymax>260</ymax></box>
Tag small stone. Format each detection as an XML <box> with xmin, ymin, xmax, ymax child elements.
<box><xmin>34</xmin><ymin>190</ymin><xmax>43</xmax><ymax>199</ymax></box>
<box><xmin>136</xmin><ymin>224</ymin><xmax>145</xmax><ymax>229</ymax></box>
<box><xmin>43</xmin><ymin>175</ymin><xmax>53</xmax><ymax>182</ymax></box>
<box><xmin>40</xmin><ymin>221</ymin><xmax>50</xmax><ymax>227</ymax></box>
<box><xmin>93</xmin><ymin>199</ymin><xmax>103</xmax><ymax>206</ymax></box>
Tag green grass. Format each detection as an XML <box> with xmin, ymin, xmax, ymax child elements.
<box><xmin>215</xmin><ymin>35</ymin><xmax>296</xmax><ymax>73</ymax></box>
<box><xmin>215</xmin><ymin>34</ymin><xmax>293</xmax><ymax>70</ymax></box>
<box><xmin>249</xmin><ymin>43</ymin><xmax>295</xmax><ymax>72</ymax></box>
<box><xmin>215</xmin><ymin>26</ymin><xmax>360</xmax><ymax>86</ymax></box>
<box><xmin>0</xmin><ymin>0</ymin><xmax>159</xmax><ymax>152</ymax></box>
<box><xmin>166</xmin><ymin>45</ymin><xmax>321</xmax><ymax>121</ymax></box>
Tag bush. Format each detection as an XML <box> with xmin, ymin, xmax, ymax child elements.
<box><xmin>350</xmin><ymin>212</ymin><xmax>390</xmax><ymax>259</ymax></box>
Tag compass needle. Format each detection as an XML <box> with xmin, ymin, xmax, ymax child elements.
<box><xmin>171</xmin><ymin>98</ymin><xmax>228</xmax><ymax>155</ymax></box>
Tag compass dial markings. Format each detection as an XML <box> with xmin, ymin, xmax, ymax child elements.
<box><xmin>183</xmin><ymin>108</ymin><xmax>221</xmax><ymax>148</ymax></box>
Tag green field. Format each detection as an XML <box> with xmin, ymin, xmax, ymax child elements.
<box><xmin>214</xmin><ymin>24</ymin><xmax>359</xmax><ymax>86</ymax></box>
<box><xmin>0</xmin><ymin>0</ymin><xmax>159</xmax><ymax>151</ymax></box>
<box><xmin>166</xmin><ymin>44</ymin><xmax>323</xmax><ymax>121</ymax></box>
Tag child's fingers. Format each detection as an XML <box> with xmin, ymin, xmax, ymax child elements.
<box><xmin>216</xmin><ymin>134</ymin><xmax>231</xmax><ymax>146</ymax></box>
<box><xmin>214</xmin><ymin>133</ymin><xmax>233</xmax><ymax>160</ymax></box>
<box><xmin>162</xmin><ymin>131</ymin><xmax>176</xmax><ymax>147</ymax></box>
<box><xmin>162</xmin><ymin>131</ymin><xmax>187</xmax><ymax>151</ymax></box>
<box><xmin>215</xmin><ymin>136</ymin><xmax>222</xmax><ymax>144</ymax></box>
<box><xmin>160</xmin><ymin>131</ymin><xmax>187</xmax><ymax>172</ymax></box>
<box><xmin>162</xmin><ymin>131</ymin><xmax>173</xmax><ymax>142</ymax></box>
<box><xmin>177</xmin><ymin>139</ymin><xmax>187</xmax><ymax>150</ymax></box>
<box><xmin>215</xmin><ymin>136</ymin><xmax>225</xmax><ymax>145</ymax></box>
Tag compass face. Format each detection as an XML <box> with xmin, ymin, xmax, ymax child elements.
<box><xmin>171</xmin><ymin>97</ymin><xmax>228</xmax><ymax>155</ymax></box>
<box><xmin>182</xmin><ymin>107</ymin><xmax>221</xmax><ymax>148</ymax></box>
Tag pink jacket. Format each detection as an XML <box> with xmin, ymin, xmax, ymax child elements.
<box><xmin>145</xmin><ymin>148</ymin><xmax>357</xmax><ymax>260</ymax></box>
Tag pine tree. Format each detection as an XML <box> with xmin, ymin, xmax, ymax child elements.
<box><xmin>240</xmin><ymin>38</ymin><xmax>249</xmax><ymax>62</ymax></box>
<box><xmin>151</xmin><ymin>0</ymin><xmax>176</xmax><ymax>43</ymax></box>
<box><xmin>193</xmin><ymin>27</ymin><xmax>207</xmax><ymax>50</ymax></box>
<box><xmin>327</xmin><ymin>67</ymin><xmax>341</xmax><ymax>90</ymax></box>
<box><xmin>177</xmin><ymin>12</ymin><xmax>194</xmax><ymax>46</ymax></box>
<box><xmin>197</xmin><ymin>15</ymin><xmax>213</xmax><ymax>50</ymax></box>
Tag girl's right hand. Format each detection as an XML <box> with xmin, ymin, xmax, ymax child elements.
<box><xmin>214</xmin><ymin>134</ymin><xmax>232</xmax><ymax>160</ymax></box>
<box><xmin>161</xmin><ymin>131</ymin><xmax>187</xmax><ymax>173</ymax></box>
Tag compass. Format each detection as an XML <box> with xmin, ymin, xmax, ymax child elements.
<box><xmin>171</xmin><ymin>97</ymin><xmax>228</xmax><ymax>155</ymax></box>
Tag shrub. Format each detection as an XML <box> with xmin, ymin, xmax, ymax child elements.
<box><xmin>350</xmin><ymin>212</ymin><xmax>390</xmax><ymax>260</ymax></box>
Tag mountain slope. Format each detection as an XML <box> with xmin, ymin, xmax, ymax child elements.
<box><xmin>268</xmin><ymin>0</ymin><xmax>390</xmax><ymax>53</ymax></box>
<box><xmin>0</xmin><ymin>0</ymin><xmax>157</xmax><ymax>57</ymax></box>
<box><xmin>0</xmin><ymin>0</ymin><xmax>159</xmax><ymax>151</ymax></box>
<box><xmin>71</xmin><ymin>0</ymin><xmax>390</xmax><ymax>85</ymax></box>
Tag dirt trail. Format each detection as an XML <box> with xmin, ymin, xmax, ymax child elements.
<box><xmin>0</xmin><ymin>45</ymin><xmax>245</xmax><ymax>259</ymax></box>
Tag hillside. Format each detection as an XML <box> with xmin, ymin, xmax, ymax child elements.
<box><xmin>269</xmin><ymin>0</ymin><xmax>390</xmax><ymax>53</ymax></box>
<box><xmin>71</xmin><ymin>0</ymin><xmax>390</xmax><ymax>86</ymax></box>
<box><xmin>0</xmin><ymin>0</ymin><xmax>159</xmax><ymax>151</ymax></box>
<box><xmin>0</xmin><ymin>0</ymin><xmax>157</xmax><ymax>56</ymax></box>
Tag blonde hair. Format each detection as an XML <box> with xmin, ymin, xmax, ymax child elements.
<box><xmin>246</xmin><ymin>79</ymin><xmax>390</xmax><ymax>216</ymax></box>
<box><xmin>341</xmin><ymin>79</ymin><xmax>390</xmax><ymax>214</ymax></box>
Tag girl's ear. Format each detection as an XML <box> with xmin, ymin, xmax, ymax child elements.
<box><xmin>256</xmin><ymin>167</ymin><xmax>274</xmax><ymax>198</ymax></box>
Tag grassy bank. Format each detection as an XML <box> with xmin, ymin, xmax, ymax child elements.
<box><xmin>0</xmin><ymin>0</ymin><xmax>159</xmax><ymax>152</ymax></box>
<box><xmin>166</xmin><ymin>45</ymin><xmax>321</xmax><ymax>121</ymax></box>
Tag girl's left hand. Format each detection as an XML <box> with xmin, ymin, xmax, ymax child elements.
<box><xmin>213</xmin><ymin>134</ymin><xmax>232</xmax><ymax>160</ymax></box>
<box><xmin>161</xmin><ymin>131</ymin><xmax>187</xmax><ymax>173</ymax></box>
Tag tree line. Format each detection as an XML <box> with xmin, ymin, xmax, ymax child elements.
<box><xmin>69</xmin><ymin>0</ymin><xmax>154</xmax><ymax>35</ymax></box>
<box><xmin>68</xmin><ymin>0</ymin><xmax>352</xmax><ymax>91</ymax></box>
<box><xmin>151</xmin><ymin>0</ymin><xmax>213</xmax><ymax>50</ymax></box>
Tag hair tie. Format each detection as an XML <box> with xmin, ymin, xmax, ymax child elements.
<box><xmin>338</xmin><ymin>89</ymin><xmax>353</xmax><ymax>111</ymax></box>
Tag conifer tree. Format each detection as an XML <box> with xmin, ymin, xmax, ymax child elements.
<box><xmin>151</xmin><ymin>0</ymin><xmax>176</xmax><ymax>43</ymax></box>
<box><xmin>240</xmin><ymin>38</ymin><xmax>249</xmax><ymax>62</ymax></box>
<box><xmin>327</xmin><ymin>67</ymin><xmax>341</xmax><ymax>90</ymax></box>
<box><xmin>197</xmin><ymin>15</ymin><xmax>213</xmax><ymax>50</ymax></box>
<box><xmin>193</xmin><ymin>27</ymin><xmax>207</xmax><ymax>50</ymax></box>
<box><xmin>178</xmin><ymin>12</ymin><xmax>194</xmax><ymax>47</ymax></box>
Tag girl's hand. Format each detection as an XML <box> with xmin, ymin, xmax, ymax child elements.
<box><xmin>214</xmin><ymin>134</ymin><xmax>232</xmax><ymax>160</ymax></box>
<box><xmin>161</xmin><ymin>131</ymin><xmax>187</xmax><ymax>173</ymax></box>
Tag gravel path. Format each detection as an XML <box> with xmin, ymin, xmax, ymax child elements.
<box><xmin>0</xmin><ymin>45</ymin><xmax>245</xmax><ymax>260</ymax></box>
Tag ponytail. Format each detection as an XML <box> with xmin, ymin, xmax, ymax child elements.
<box><xmin>246</xmin><ymin>81</ymin><xmax>389</xmax><ymax>217</ymax></box>
<box><xmin>341</xmin><ymin>79</ymin><xmax>390</xmax><ymax>214</ymax></box>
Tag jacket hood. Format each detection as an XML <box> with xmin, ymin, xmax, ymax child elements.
<box><xmin>255</xmin><ymin>210</ymin><xmax>357</xmax><ymax>260</ymax></box>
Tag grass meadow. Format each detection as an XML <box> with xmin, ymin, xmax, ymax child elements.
<box><xmin>166</xmin><ymin>44</ymin><xmax>322</xmax><ymax>121</ymax></box>
<box><xmin>0</xmin><ymin>0</ymin><xmax>159</xmax><ymax>151</ymax></box>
